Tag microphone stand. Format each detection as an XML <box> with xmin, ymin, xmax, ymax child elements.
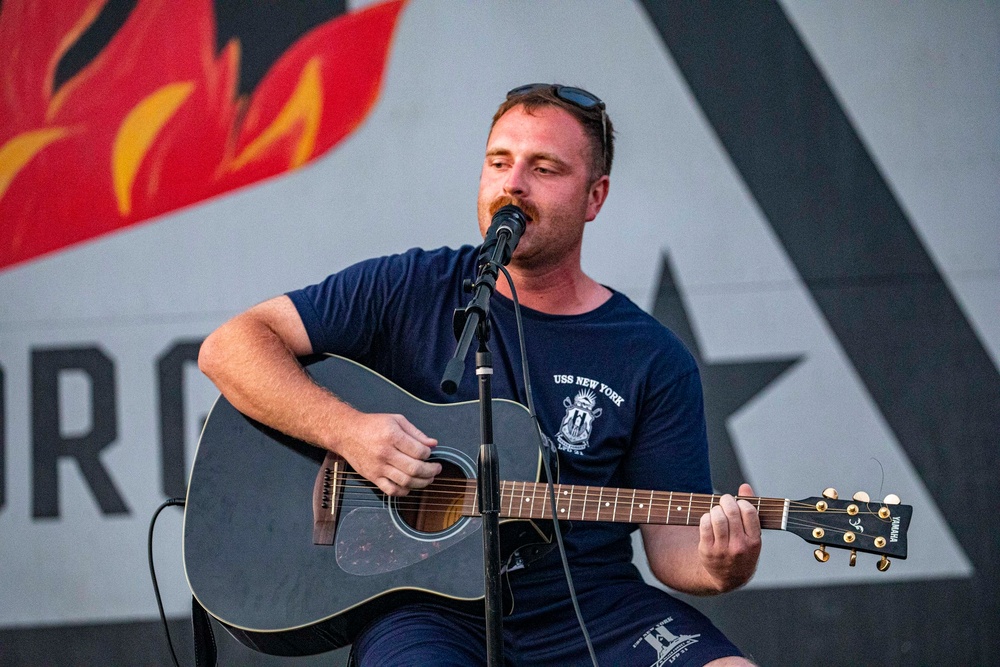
<box><xmin>440</xmin><ymin>236</ymin><xmax>511</xmax><ymax>667</ymax></box>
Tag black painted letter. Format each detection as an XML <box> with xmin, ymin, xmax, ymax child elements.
<box><xmin>32</xmin><ymin>347</ymin><xmax>129</xmax><ymax>517</ymax></box>
<box><xmin>157</xmin><ymin>339</ymin><xmax>203</xmax><ymax>498</ymax></box>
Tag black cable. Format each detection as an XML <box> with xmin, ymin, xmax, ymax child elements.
<box><xmin>497</xmin><ymin>264</ymin><xmax>600</xmax><ymax>667</ymax></box>
<box><xmin>148</xmin><ymin>497</ymin><xmax>186</xmax><ymax>667</ymax></box>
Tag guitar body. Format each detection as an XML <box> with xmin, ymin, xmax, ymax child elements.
<box><xmin>183</xmin><ymin>355</ymin><xmax>541</xmax><ymax>656</ymax></box>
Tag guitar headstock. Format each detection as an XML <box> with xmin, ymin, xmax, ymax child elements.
<box><xmin>785</xmin><ymin>488</ymin><xmax>912</xmax><ymax>571</ymax></box>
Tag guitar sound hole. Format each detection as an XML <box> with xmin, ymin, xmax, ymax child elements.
<box><xmin>395</xmin><ymin>461</ymin><xmax>469</xmax><ymax>535</ymax></box>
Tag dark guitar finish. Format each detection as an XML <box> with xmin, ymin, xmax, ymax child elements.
<box><xmin>183</xmin><ymin>354</ymin><xmax>540</xmax><ymax>655</ymax></box>
<box><xmin>184</xmin><ymin>354</ymin><xmax>912</xmax><ymax>656</ymax></box>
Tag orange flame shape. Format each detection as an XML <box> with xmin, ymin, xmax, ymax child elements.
<box><xmin>0</xmin><ymin>0</ymin><xmax>406</xmax><ymax>271</ymax></box>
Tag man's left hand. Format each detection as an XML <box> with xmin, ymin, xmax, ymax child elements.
<box><xmin>697</xmin><ymin>482</ymin><xmax>762</xmax><ymax>592</ymax></box>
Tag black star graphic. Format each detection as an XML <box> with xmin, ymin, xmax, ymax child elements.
<box><xmin>650</xmin><ymin>253</ymin><xmax>801</xmax><ymax>494</ymax></box>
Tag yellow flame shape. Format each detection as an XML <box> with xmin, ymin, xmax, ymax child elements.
<box><xmin>46</xmin><ymin>0</ymin><xmax>107</xmax><ymax>121</ymax></box>
<box><xmin>0</xmin><ymin>127</ymin><xmax>71</xmax><ymax>203</ymax></box>
<box><xmin>231</xmin><ymin>56</ymin><xmax>322</xmax><ymax>172</ymax></box>
<box><xmin>112</xmin><ymin>81</ymin><xmax>195</xmax><ymax>216</ymax></box>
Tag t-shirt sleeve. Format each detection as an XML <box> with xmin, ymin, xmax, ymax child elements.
<box><xmin>286</xmin><ymin>253</ymin><xmax>408</xmax><ymax>358</ymax></box>
<box><xmin>623</xmin><ymin>355</ymin><xmax>713</xmax><ymax>495</ymax></box>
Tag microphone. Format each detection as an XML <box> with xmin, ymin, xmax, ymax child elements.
<box><xmin>479</xmin><ymin>204</ymin><xmax>527</xmax><ymax>267</ymax></box>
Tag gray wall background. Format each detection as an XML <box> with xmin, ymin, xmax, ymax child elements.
<box><xmin>0</xmin><ymin>1</ymin><xmax>996</xmax><ymax>664</ymax></box>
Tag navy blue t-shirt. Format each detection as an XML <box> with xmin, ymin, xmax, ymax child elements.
<box><xmin>287</xmin><ymin>245</ymin><xmax>711</xmax><ymax>588</ymax></box>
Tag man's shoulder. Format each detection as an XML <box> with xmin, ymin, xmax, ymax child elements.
<box><xmin>394</xmin><ymin>244</ymin><xmax>476</xmax><ymax>260</ymax></box>
<box><xmin>369</xmin><ymin>244</ymin><xmax>478</xmax><ymax>276</ymax></box>
<box><xmin>600</xmin><ymin>292</ymin><xmax>698</xmax><ymax>373</ymax></box>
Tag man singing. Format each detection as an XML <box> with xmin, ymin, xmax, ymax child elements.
<box><xmin>199</xmin><ymin>83</ymin><xmax>761</xmax><ymax>666</ymax></box>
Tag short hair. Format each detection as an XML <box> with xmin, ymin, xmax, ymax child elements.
<box><xmin>490</xmin><ymin>84</ymin><xmax>615</xmax><ymax>179</ymax></box>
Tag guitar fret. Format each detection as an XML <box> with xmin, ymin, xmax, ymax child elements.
<box><xmin>567</xmin><ymin>484</ymin><xmax>575</xmax><ymax>520</ymax></box>
<box><xmin>666</xmin><ymin>492</ymin><xmax>673</xmax><ymax>525</ymax></box>
<box><xmin>582</xmin><ymin>486</ymin><xmax>588</xmax><ymax>521</ymax></box>
<box><xmin>685</xmin><ymin>494</ymin><xmax>693</xmax><ymax>525</ymax></box>
<box><xmin>647</xmin><ymin>490</ymin><xmax>654</xmax><ymax>523</ymax></box>
<box><xmin>506</xmin><ymin>481</ymin><xmax>515</xmax><ymax>518</ymax></box>
<box><xmin>597</xmin><ymin>488</ymin><xmax>604</xmax><ymax>521</ymax></box>
<box><xmin>628</xmin><ymin>488</ymin><xmax>636</xmax><ymax>522</ymax></box>
<box><xmin>612</xmin><ymin>488</ymin><xmax>619</xmax><ymax>521</ymax></box>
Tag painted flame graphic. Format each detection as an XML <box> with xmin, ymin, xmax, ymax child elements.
<box><xmin>0</xmin><ymin>0</ymin><xmax>406</xmax><ymax>271</ymax></box>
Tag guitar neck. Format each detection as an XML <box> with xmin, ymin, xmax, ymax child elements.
<box><xmin>461</xmin><ymin>480</ymin><xmax>789</xmax><ymax>530</ymax></box>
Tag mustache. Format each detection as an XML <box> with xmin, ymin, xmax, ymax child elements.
<box><xmin>488</xmin><ymin>195</ymin><xmax>537</xmax><ymax>222</ymax></box>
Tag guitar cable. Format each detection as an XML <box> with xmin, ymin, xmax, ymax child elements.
<box><xmin>497</xmin><ymin>264</ymin><xmax>600</xmax><ymax>667</ymax></box>
<box><xmin>148</xmin><ymin>497</ymin><xmax>186</xmax><ymax>667</ymax></box>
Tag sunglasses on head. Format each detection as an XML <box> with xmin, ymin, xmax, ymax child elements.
<box><xmin>506</xmin><ymin>83</ymin><xmax>609</xmax><ymax>174</ymax></box>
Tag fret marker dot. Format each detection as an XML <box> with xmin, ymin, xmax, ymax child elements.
<box><xmin>639</xmin><ymin>504</ymin><xmax>644</xmax><ymax>508</ymax></box>
<box><xmin>560</xmin><ymin>508</ymin><xmax>565</xmax><ymax>513</ymax></box>
<box><xmin>677</xmin><ymin>506</ymin><xmax>682</xmax><ymax>511</ymax></box>
<box><xmin>524</xmin><ymin>498</ymin><xmax>530</xmax><ymax>503</ymax></box>
<box><xmin>604</xmin><ymin>502</ymin><xmax>610</xmax><ymax>507</ymax></box>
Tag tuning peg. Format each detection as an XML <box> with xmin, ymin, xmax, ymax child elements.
<box><xmin>813</xmin><ymin>546</ymin><xmax>830</xmax><ymax>563</ymax></box>
<box><xmin>877</xmin><ymin>556</ymin><xmax>891</xmax><ymax>572</ymax></box>
<box><xmin>849</xmin><ymin>549</ymin><xmax>857</xmax><ymax>567</ymax></box>
<box><xmin>822</xmin><ymin>487</ymin><xmax>839</xmax><ymax>500</ymax></box>
<box><xmin>852</xmin><ymin>491</ymin><xmax>870</xmax><ymax>502</ymax></box>
<box><xmin>883</xmin><ymin>493</ymin><xmax>901</xmax><ymax>505</ymax></box>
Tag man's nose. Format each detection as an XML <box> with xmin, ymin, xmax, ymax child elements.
<box><xmin>503</xmin><ymin>162</ymin><xmax>528</xmax><ymax>196</ymax></box>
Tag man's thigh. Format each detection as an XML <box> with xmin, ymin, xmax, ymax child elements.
<box><xmin>352</xmin><ymin>603</ymin><xmax>487</xmax><ymax>667</ymax></box>
<box><xmin>507</xmin><ymin>579</ymin><xmax>744</xmax><ymax>667</ymax></box>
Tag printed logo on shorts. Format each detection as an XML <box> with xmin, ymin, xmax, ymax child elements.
<box><xmin>632</xmin><ymin>616</ymin><xmax>701</xmax><ymax>666</ymax></box>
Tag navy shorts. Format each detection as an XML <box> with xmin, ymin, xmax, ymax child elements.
<box><xmin>352</xmin><ymin>577</ymin><xmax>743</xmax><ymax>666</ymax></box>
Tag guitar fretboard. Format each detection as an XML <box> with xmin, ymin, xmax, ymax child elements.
<box><xmin>461</xmin><ymin>480</ymin><xmax>789</xmax><ymax>530</ymax></box>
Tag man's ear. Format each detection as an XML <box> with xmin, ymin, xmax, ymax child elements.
<box><xmin>586</xmin><ymin>175</ymin><xmax>610</xmax><ymax>222</ymax></box>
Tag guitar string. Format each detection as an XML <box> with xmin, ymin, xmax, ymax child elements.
<box><xmin>327</xmin><ymin>471</ymin><xmax>889</xmax><ymax>517</ymax></box>
<box><xmin>319</xmin><ymin>499</ymin><xmax>891</xmax><ymax>549</ymax></box>
<box><xmin>324</xmin><ymin>494</ymin><xmax>893</xmax><ymax>544</ymax></box>
<box><xmin>316</xmin><ymin>511</ymin><xmax>890</xmax><ymax>553</ymax></box>
<box><xmin>328</xmin><ymin>470</ymin><xmax>891</xmax><ymax>514</ymax></box>
<box><xmin>325</xmin><ymin>472</ymin><xmax>894</xmax><ymax>531</ymax></box>
<box><xmin>322</xmin><ymin>474</ymin><xmax>897</xmax><ymax>552</ymax></box>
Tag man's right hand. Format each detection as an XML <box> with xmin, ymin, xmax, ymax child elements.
<box><xmin>199</xmin><ymin>295</ymin><xmax>440</xmax><ymax>498</ymax></box>
<box><xmin>334</xmin><ymin>412</ymin><xmax>440</xmax><ymax>497</ymax></box>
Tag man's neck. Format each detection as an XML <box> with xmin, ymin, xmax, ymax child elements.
<box><xmin>495</xmin><ymin>262</ymin><xmax>612</xmax><ymax>315</ymax></box>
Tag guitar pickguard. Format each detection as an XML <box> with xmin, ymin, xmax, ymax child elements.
<box><xmin>336</xmin><ymin>507</ymin><xmax>481</xmax><ymax>575</ymax></box>
<box><xmin>334</xmin><ymin>446</ymin><xmax>481</xmax><ymax>575</ymax></box>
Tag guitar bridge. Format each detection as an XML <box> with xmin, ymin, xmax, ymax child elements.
<box><xmin>312</xmin><ymin>452</ymin><xmax>343</xmax><ymax>545</ymax></box>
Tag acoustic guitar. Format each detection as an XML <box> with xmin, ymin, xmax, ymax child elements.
<box><xmin>183</xmin><ymin>354</ymin><xmax>911</xmax><ymax>656</ymax></box>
